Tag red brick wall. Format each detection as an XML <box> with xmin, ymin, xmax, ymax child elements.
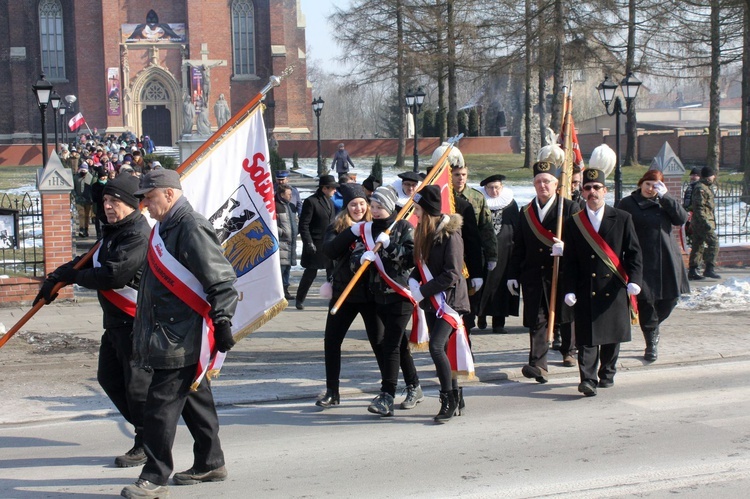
<box><xmin>278</xmin><ymin>136</ymin><xmax>521</xmax><ymax>159</ymax></box>
<box><xmin>40</xmin><ymin>193</ymin><xmax>74</xmax><ymax>301</ymax></box>
<box><xmin>0</xmin><ymin>277</ymin><xmax>45</xmax><ymax>304</ymax></box>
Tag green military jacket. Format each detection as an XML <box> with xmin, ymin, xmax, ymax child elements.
<box><xmin>690</xmin><ymin>179</ymin><xmax>716</xmax><ymax>230</ymax></box>
<box><xmin>456</xmin><ymin>186</ymin><xmax>498</xmax><ymax>264</ymax></box>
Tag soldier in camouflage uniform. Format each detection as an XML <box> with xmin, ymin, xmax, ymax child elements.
<box><xmin>688</xmin><ymin>166</ymin><xmax>721</xmax><ymax>280</ymax></box>
<box><xmin>450</xmin><ymin>154</ymin><xmax>498</xmax><ymax>331</ymax></box>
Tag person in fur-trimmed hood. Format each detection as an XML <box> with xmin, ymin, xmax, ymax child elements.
<box><xmin>408</xmin><ymin>185</ymin><xmax>470</xmax><ymax>423</ymax></box>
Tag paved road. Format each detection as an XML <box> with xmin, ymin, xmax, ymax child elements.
<box><xmin>1</xmin><ymin>359</ymin><xmax>749</xmax><ymax>498</ymax></box>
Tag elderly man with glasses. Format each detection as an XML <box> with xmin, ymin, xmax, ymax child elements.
<box><xmin>507</xmin><ymin>161</ymin><xmax>581</xmax><ymax>384</ymax></box>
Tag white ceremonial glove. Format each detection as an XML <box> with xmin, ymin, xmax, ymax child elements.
<box><xmin>551</xmin><ymin>237</ymin><xmax>564</xmax><ymax>257</ymax></box>
<box><xmin>471</xmin><ymin>278</ymin><xmax>484</xmax><ymax>291</ymax></box>
<box><xmin>564</xmin><ymin>293</ymin><xmax>577</xmax><ymax>307</ymax></box>
<box><xmin>408</xmin><ymin>278</ymin><xmax>424</xmax><ymax>302</ymax></box>
<box><xmin>627</xmin><ymin>283</ymin><xmax>641</xmax><ymax>296</ymax></box>
<box><xmin>507</xmin><ymin>279</ymin><xmax>519</xmax><ymax>296</ymax></box>
<box><xmin>350</xmin><ymin>222</ymin><xmax>364</xmax><ymax>236</ymax></box>
<box><xmin>654</xmin><ymin>181</ymin><xmax>668</xmax><ymax>197</ymax></box>
<box><xmin>375</xmin><ymin>232</ymin><xmax>390</xmax><ymax>249</ymax></box>
<box><xmin>487</xmin><ymin>261</ymin><xmax>497</xmax><ymax>272</ymax></box>
<box><xmin>360</xmin><ymin>250</ymin><xmax>376</xmax><ymax>264</ymax></box>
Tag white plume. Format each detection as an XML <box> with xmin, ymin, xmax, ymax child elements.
<box><xmin>537</xmin><ymin>144</ymin><xmax>565</xmax><ymax>166</ymax></box>
<box><xmin>588</xmin><ymin>144</ymin><xmax>617</xmax><ymax>177</ymax></box>
<box><xmin>544</xmin><ymin>127</ymin><xmax>558</xmax><ymax>146</ymax></box>
<box><xmin>431</xmin><ymin>142</ymin><xmax>464</xmax><ymax>168</ymax></box>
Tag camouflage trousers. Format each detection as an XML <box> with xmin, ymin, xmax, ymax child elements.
<box><xmin>688</xmin><ymin>226</ymin><xmax>719</xmax><ymax>269</ymax></box>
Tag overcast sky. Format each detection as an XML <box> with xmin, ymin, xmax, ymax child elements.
<box><xmin>299</xmin><ymin>0</ymin><xmax>347</xmax><ymax>66</ymax></box>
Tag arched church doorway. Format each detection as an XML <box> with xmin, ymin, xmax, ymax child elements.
<box><xmin>142</xmin><ymin>105</ymin><xmax>171</xmax><ymax>146</ymax></box>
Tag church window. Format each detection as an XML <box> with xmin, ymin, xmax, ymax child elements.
<box><xmin>142</xmin><ymin>80</ymin><xmax>169</xmax><ymax>102</ymax></box>
<box><xmin>39</xmin><ymin>0</ymin><xmax>66</xmax><ymax>79</ymax></box>
<box><xmin>232</xmin><ymin>0</ymin><xmax>256</xmax><ymax>76</ymax></box>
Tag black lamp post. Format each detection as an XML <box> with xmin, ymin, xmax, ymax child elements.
<box><xmin>405</xmin><ymin>87</ymin><xmax>426</xmax><ymax>172</ymax></box>
<box><xmin>32</xmin><ymin>74</ymin><xmax>53</xmax><ymax>167</ymax></box>
<box><xmin>65</xmin><ymin>94</ymin><xmax>77</xmax><ymax>145</ymax></box>
<box><xmin>59</xmin><ymin>106</ymin><xmax>67</xmax><ymax>146</ymax></box>
<box><xmin>50</xmin><ymin>91</ymin><xmax>61</xmax><ymax>154</ymax></box>
<box><xmin>312</xmin><ymin>96</ymin><xmax>325</xmax><ymax>177</ymax></box>
<box><xmin>597</xmin><ymin>73</ymin><xmax>642</xmax><ymax>204</ymax></box>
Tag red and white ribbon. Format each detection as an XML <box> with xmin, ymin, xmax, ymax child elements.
<box><xmin>147</xmin><ymin>225</ymin><xmax>225</xmax><ymax>390</ymax></box>
<box><xmin>93</xmin><ymin>244</ymin><xmax>137</xmax><ymax>317</ymax></box>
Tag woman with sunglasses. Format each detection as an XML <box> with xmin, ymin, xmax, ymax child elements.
<box><xmin>616</xmin><ymin>169</ymin><xmax>689</xmax><ymax>362</ymax></box>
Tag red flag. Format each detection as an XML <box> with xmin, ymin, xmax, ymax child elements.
<box><xmin>570</xmin><ymin>115</ymin><xmax>584</xmax><ymax>170</ymax></box>
<box><xmin>405</xmin><ymin>165</ymin><xmax>455</xmax><ymax>226</ymax></box>
<box><xmin>68</xmin><ymin>112</ymin><xmax>85</xmax><ymax>131</ymax></box>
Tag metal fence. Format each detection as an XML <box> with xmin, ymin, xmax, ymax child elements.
<box><xmin>684</xmin><ymin>179</ymin><xmax>750</xmax><ymax>245</ymax></box>
<box><xmin>0</xmin><ymin>193</ymin><xmax>45</xmax><ymax>277</ymax></box>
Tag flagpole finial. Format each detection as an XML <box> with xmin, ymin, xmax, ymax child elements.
<box><xmin>260</xmin><ymin>66</ymin><xmax>295</xmax><ymax>97</ymax></box>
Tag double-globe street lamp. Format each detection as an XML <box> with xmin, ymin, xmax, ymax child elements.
<box><xmin>65</xmin><ymin>94</ymin><xmax>77</xmax><ymax>145</ymax></box>
<box><xmin>597</xmin><ymin>73</ymin><xmax>642</xmax><ymax>204</ymax></box>
<box><xmin>50</xmin><ymin>91</ymin><xmax>61</xmax><ymax>153</ymax></box>
<box><xmin>312</xmin><ymin>96</ymin><xmax>325</xmax><ymax>177</ymax></box>
<box><xmin>59</xmin><ymin>105</ymin><xmax>67</xmax><ymax>146</ymax></box>
<box><xmin>32</xmin><ymin>74</ymin><xmax>53</xmax><ymax>168</ymax></box>
<box><xmin>405</xmin><ymin>87</ymin><xmax>426</xmax><ymax>173</ymax></box>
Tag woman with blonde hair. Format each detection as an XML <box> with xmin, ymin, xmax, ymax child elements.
<box><xmin>316</xmin><ymin>184</ymin><xmax>384</xmax><ymax>408</ymax></box>
<box><xmin>408</xmin><ymin>185</ymin><xmax>470</xmax><ymax>422</ymax></box>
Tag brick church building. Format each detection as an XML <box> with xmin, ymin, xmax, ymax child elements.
<box><xmin>0</xmin><ymin>0</ymin><xmax>312</xmax><ymax>147</ymax></box>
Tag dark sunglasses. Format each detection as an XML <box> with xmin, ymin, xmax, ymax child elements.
<box><xmin>583</xmin><ymin>184</ymin><xmax>604</xmax><ymax>191</ymax></box>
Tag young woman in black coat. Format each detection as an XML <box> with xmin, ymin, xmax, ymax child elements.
<box><xmin>408</xmin><ymin>185</ymin><xmax>471</xmax><ymax>423</ymax></box>
<box><xmin>315</xmin><ymin>184</ymin><xmax>384</xmax><ymax>408</ymax></box>
<box><xmin>617</xmin><ymin>169</ymin><xmax>690</xmax><ymax>361</ymax></box>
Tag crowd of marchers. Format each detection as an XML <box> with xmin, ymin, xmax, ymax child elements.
<box><xmin>28</xmin><ymin>135</ymin><xmax>718</xmax><ymax>498</ymax></box>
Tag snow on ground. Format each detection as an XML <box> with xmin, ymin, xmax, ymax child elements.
<box><xmin>678</xmin><ymin>277</ymin><xmax>750</xmax><ymax>312</ymax></box>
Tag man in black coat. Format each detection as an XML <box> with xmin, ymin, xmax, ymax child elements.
<box><xmin>507</xmin><ymin>161</ymin><xmax>580</xmax><ymax>383</ymax></box>
<box><xmin>562</xmin><ymin>169</ymin><xmax>643</xmax><ymax>397</ymax></box>
<box><xmin>34</xmin><ymin>174</ymin><xmax>152</xmax><ymax>468</ymax></box>
<box><xmin>296</xmin><ymin>175</ymin><xmax>338</xmax><ymax>309</ymax></box>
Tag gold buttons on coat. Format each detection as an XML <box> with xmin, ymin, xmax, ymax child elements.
<box><xmin>591</xmin><ymin>273</ymin><xmax>596</xmax><ymax>277</ymax></box>
<box><xmin>592</xmin><ymin>292</ymin><xmax>596</xmax><ymax>296</ymax></box>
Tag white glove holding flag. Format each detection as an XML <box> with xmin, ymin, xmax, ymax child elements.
<box><xmin>564</xmin><ymin>293</ymin><xmax>577</xmax><ymax>307</ymax></box>
<box><xmin>507</xmin><ymin>279</ymin><xmax>519</xmax><ymax>296</ymax></box>
<box><xmin>350</xmin><ymin>222</ymin><xmax>364</xmax><ymax>236</ymax></box>
<box><xmin>471</xmin><ymin>278</ymin><xmax>483</xmax><ymax>291</ymax></box>
<box><xmin>654</xmin><ymin>181</ymin><xmax>668</xmax><ymax>197</ymax></box>
<box><xmin>360</xmin><ymin>250</ymin><xmax>376</xmax><ymax>265</ymax></box>
<box><xmin>551</xmin><ymin>237</ymin><xmax>564</xmax><ymax>257</ymax></box>
<box><xmin>375</xmin><ymin>232</ymin><xmax>390</xmax><ymax>249</ymax></box>
<box><xmin>408</xmin><ymin>278</ymin><xmax>424</xmax><ymax>302</ymax></box>
<box><xmin>627</xmin><ymin>283</ymin><xmax>641</xmax><ymax>296</ymax></box>
<box><xmin>487</xmin><ymin>261</ymin><xmax>497</xmax><ymax>272</ymax></box>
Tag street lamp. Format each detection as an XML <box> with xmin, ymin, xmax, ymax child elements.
<box><xmin>59</xmin><ymin>106</ymin><xmax>67</xmax><ymax>145</ymax></box>
<box><xmin>32</xmin><ymin>74</ymin><xmax>54</xmax><ymax>167</ymax></box>
<box><xmin>312</xmin><ymin>96</ymin><xmax>325</xmax><ymax>176</ymax></box>
<box><xmin>597</xmin><ymin>72</ymin><xmax>642</xmax><ymax>204</ymax></box>
<box><xmin>405</xmin><ymin>87</ymin><xmax>426</xmax><ymax>172</ymax></box>
<box><xmin>50</xmin><ymin>91</ymin><xmax>61</xmax><ymax>153</ymax></box>
<box><xmin>65</xmin><ymin>95</ymin><xmax>77</xmax><ymax>145</ymax></box>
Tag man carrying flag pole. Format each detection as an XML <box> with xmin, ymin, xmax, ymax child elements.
<box><xmin>122</xmin><ymin>73</ymin><xmax>290</xmax><ymax>497</ymax></box>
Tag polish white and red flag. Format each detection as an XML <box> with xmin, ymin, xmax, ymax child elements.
<box><xmin>67</xmin><ymin>112</ymin><xmax>85</xmax><ymax>131</ymax></box>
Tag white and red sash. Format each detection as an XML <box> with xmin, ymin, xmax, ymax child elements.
<box><xmin>415</xmin><ymin>260</ymin><xmax>475</xmax><ymax>378</ymax></box>
<box><xmin>93</xmin><ymin>243</ymin><xmax>137</xmax><ymax>317</ymax></box>
<box><xmin>360</xmin><ymin>223</ymin><xmax>429</xmax><ymax>348</ymax></box>
<box><xmin>147</xmin><ymin>224</ymin><xmax>226</xmax><ymax>390</ymax></box>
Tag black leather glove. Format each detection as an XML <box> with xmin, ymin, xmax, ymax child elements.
<box><xmin>33</xmin><ymin>277</ymin><xmax>60</xmax><ymax>306</ymax></box>
<box><xmin>305</xmin><ymin>242</ymin><xmax>317</xmax><ymax>255</ymax></box>
<box><xmin>56</xmin><ymin>265</ymin><xmax>79</xmax><ymax>284</ymax></box>
<box><xmin>214</xmin><ymin>320</ymin><xmax>235</xmax><ymax>353</ymax></box>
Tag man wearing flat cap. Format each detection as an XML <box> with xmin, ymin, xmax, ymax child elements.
<box><xmin>688</xmin><ymin>166</ymin><xmax>720</xmax><ymax>280</ymax></box>
<box><xmin>296</xmin><ymin>174</ymin><xmax>339</xmax><ymax>309</ymax></box>
<box><xmin>122</xmin><ymin>168</ymin><xmax>239</xmax><ymax>497</ymax></box>
<box><xmin>393</xmin><ymin>171</ymin><xmax>421</xmax><ymax>208</ymax></box>
<box><xmin>274</xmin><ymin>170</ymin><xmax>302</xmax><ymax>215</ymax></box>
<box><xmin>34</xmin><ymin>174</ymin><xmax>152</xmax><ymax>469</ymax></box>
<box><xmin>561</xmin><ymin>169</ymin><xmax>643</xmax><ymax>396</ymax></box>
<box><xmin>508</xmin><ymin>161</ymin><xmax>581</xmax><ymax>383</ymax></box>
